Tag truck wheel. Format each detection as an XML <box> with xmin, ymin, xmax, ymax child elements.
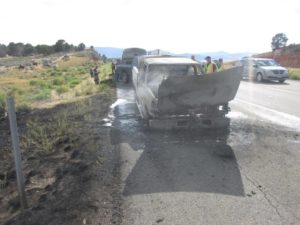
<box><xmin>279</xmin><ymin>79</ymin><xmax>285</xmax><ymax>83</ymax></box>
<box><xmin>256</xmin><ymin>73</ymin><xmax>263</xmax><ymax>82</ymax></box>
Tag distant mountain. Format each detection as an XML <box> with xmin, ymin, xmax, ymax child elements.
<box><xmin>178</xmin><ymin>52</ymin><xmax>255</xmax><ymax>61</ymax></box>
<box><xmin>95</xmin><ymin>47</ymin><xmax>255</xmax><ymax>61</ymax></box>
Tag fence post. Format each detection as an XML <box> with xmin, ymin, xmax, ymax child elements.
<box><xmin>7</xmin><ymin>97</ymin><xmax>28</xmax><ymax>210</ymax></box>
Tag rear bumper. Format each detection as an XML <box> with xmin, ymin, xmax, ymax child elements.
<box><xmin>148</xmin><ymin>115</ymin><xmax>230</xmax><ymax>130</ymax></box>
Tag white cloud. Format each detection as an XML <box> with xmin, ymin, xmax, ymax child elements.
<box><xmin>1</xmin><ymin>0</ymin><xmax>299</xmax><ymax>53</ymax></box>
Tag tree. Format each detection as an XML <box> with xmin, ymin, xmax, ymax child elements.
<box><xmin>54</xmin><ymin>39</ymin><xmax>66</xmax><ymax>52</ymax></box>
<box><xmin>36</xmin><ymin>44</ymin><xmax>53</xmax><ymax>56</ymax></box>
<box><xmin>0</xmin><ymin>44</ymin><xmax>7</xmax><ymax>57</ymax></box>
<box><xmin>7</xmin><ymin>42</ymin><xmax>24</xmax><ymax>56</ymax></box>
<box><xmin>271</xmin><ymin>33</ymin><xmax>288</xmax><ymax>51</ymax></box>
<box><xmin>77</xmin><ymin>43</ymin><xmax>85</xmax><ymax>51</ymax></box>
<box><xmin>102</xmin><ymin>54</ymin><xmax>107</xmax><ymax>63</ymax></box>
<box><xmin>23</xmin><ymin>43</ymin><xmax>34</xmax><ymax>56</ymax></box>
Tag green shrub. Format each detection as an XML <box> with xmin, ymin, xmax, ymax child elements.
<box><xmin>98</xmin><ymin>84</ymin><xmax>110</xmax><ymax>93</ymax></box>
<box><xmin>7</xmin><ymin>86</ymin><xmax>24</xmax><ymax>96</ymax></box>
<box><xmin>64</xmin><ymin>76</ymin><xmax>73</xmax><ymax>82</ymax></box>
<box><xmin>29</xmin><ymin>80</ymin><xmax>38</xmax><ymax>86</ymax></box>
<box><xmin>38</xmin><ymin>81</ymin><xmax>48</xmax><ymax>88</ymax></box>
<box><xmin>70</xmin><ymin>79</ymin><xmax>80</xmax><ymax>85</ymax></box>
<box><xmin>56</xmin><ymin>85</ymin><xmax>69</xmax><ymax>94</ymax></box>
<box><xmin>56</xmin><ymin>71</ymin><xmax>62</xmax><ymax>76</ymax></box>
<box><xmin>33</xmin><ymin>89</ymin><xmax>51</xmax><ymax>100</ymax></box>
<box><xmin>288</xmin><ymin>69</ymin><xmax>300</xmax><ymax>80</ymax></box>
<box><xmin>68</xmin><ymin>79</ymin><xmax>80</xmax><ymax>88</ymax></box>
<box><xmin>52</xmin><ymin>77</ymin><xmax>65</xmax><ymax>85</ymax></box>
<box><xmin>79</xmin><ymin>70</ymin><xmax>86</xmax><ymax>75</ymax></box>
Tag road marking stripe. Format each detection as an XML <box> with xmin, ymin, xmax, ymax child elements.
<box><xmin>240</xmin><ymin>82</ymin><xmax>300</xmax><ymax>95</ymax></box>
<box><xmin>234</xmin><ymin>98</ymin><xmax>300</xmax><ymax>131</ymax></box>
<box><xmin>261</xmin><ymin>86</ymin><xmax>300</xmax><ymax>95</ymax></box>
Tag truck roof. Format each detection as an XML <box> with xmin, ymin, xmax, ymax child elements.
<box><xmin>122</xmin><ymin>48</ymin><xmax>147</xmax><ymax>60</ymax></box>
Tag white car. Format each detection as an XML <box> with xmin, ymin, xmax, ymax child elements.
<box><xmin>240</xmin><ymin>57</ymin><xmax>288</xmax><ymax>83</ymax></box>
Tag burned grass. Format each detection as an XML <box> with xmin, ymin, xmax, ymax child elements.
<box><xmin>0</xmin><ymin>89</ymin><xmax>122</xmax><ymax>225</ymax></box>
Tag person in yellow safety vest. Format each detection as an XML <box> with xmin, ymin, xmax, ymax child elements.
<box><xmin>204</xmin><ymin>56</ymin><xmax>217</xmax><ymax>74</ymax></box>
<box><xmin>217</xmin><ymin>58</ymin><xmax>224</xmax><ymax>72</ymax></box>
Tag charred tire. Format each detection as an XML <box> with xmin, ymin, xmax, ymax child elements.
<box><xmin>256</xmin><ymin>73</ymin><xmax>263</xmax><ymax>82</ymax></box>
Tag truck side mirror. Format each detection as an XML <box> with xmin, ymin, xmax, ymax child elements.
<box><xmin>253</xmin><ymin>65</ymin><xmax>258</xmax><ymax>68</ymax></box>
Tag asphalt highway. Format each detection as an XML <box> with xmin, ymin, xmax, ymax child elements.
<box><xmin>110</xmin><ymin>80</ymin><xmax>300</xmax><ymax>225</ymax></box>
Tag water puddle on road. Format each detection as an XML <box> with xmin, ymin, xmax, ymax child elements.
<box><xmin>102</xmin><ymin>97</ymin><xmax>137</xmax><ymax>127</ymax></box>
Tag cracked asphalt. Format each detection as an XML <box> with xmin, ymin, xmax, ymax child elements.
<box><xmin>111</xmin><ymin>81</ymin><xmax>300</xmax><ymax>225</ymax></box>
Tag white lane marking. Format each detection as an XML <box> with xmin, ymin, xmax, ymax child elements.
<box><xmin>261</xmin><ymin>86</ymin><xmax>300</xmax><ymax>95</ymax></box>
<box><xmin>233</xmin><ymin>98</ymin><xmax>300</xmax><ymax>131</ymax></box>
<box><xmin>240</xmin><ymin>82</ymin><xmax>300</xmax><ymax>95</ymax></box>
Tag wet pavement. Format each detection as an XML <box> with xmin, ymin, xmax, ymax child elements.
<box><xmin>109</xmin><ymin>82</ymin><xmax>300</xmax><ymax>225</ymax></box>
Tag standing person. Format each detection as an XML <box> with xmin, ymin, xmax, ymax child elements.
<box><xmin>204</xmin><ymin>56</ymin><xmax>217</xmax><ymax>74</ymax></box>
<box><xmin>217</xmin><ymin>58</ymin><xmax>224</xmax><ymax>72</ymax></box>
<box><xmin>89</xmin><ymin>67</ymin><xmax>94</xmax><ymax>78</ymax></box>
<box><xmin>191</xmin><ymin>55</ymin><xmax>196</xmax><ymax>61</ymax></box>
<box><xmin>111</xmin><ymin>62</ymin><xmax>116</xmax><ymax>74</ymax></box>
<box><xmin>93</xmin><ymin>66</ymin><xmax>99</xmax><ymax>84</ymax></box>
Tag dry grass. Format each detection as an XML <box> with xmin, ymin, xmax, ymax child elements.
<box><xmin>288</xmin><ymin>68</ymin><xmax>300</xmax><ymax>80</ymax></box>
<box><xmin>0</xmin><ymin>53</ymin><xmax>113</xmax><ymax>111</ymax></box>
<box><xmin>21</xmin><ymin>111</ymin><xmax>71</xmax><ymax>152</ymax></box>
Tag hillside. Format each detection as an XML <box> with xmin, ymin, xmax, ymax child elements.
<box><xmin>0</xmin><ymin>52</ymin><xmax>122</xmax><ymax>225</ymax></box>
<box><xmin>253</xmin><ymin>44</ymin><xmax>300</xmax><ymax>68</ymax></box>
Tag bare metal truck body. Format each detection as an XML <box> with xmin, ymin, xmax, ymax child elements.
<box><xmin>132</xmin><ymin>56</ymin><xmax>242</xmax><ymax>129</ymax></box>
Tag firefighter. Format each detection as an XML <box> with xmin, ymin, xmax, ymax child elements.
<box><xmin>93</xmin><ymin>66</ymin><xmax>99</xmax><ymax>84</ymax></box>
<box><xmin>204</xmin><ymin>56</ymin><xmax>217</xmax><ymax>74</ymax></box>
<box><xmin>217</xmin><ymin>58</ymin><xmax>224</xmax><ymax>72</ymax></box>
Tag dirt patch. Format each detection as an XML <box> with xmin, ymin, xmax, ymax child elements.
<box><xmin>0</xmin><ymin>89</ymin><xmax>122</xmax><ymax>225</ymax></box>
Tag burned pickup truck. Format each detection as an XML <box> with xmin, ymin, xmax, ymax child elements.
<box><xmin>132</xmin><ymin>56</ymin><xmax>242</xmax><ymax>129</ymax></box>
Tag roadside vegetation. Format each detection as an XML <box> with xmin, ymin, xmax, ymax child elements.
<box><xmin>288</xmin><ymin>68</ymin><xmax>300</xmax><ymax>80</ymax></box>
<box><xmin>0</xmin><ymin>51</ymin><xmax>114</xmax><ymax>112</ymax></box>
<box><xmin>0</xmin><ymin>40</ymin><xmax>85</xmax><ymax>58</ymax></box>
<box><xmin>0</xmin><ymin>50</ymin><xmax>120</xmax><ymax>225</ymax></box>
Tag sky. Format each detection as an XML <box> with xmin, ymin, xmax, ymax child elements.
<box><xmin>1</xmin><ymin>0</ymin><xmax>300</xmax><ymax>54</ymax></box>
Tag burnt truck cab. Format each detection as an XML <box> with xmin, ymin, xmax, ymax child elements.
<box><xmin>132</xmin><ymin>56</ymin><xmax>242</xmax><ymax>129</ymax></box>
